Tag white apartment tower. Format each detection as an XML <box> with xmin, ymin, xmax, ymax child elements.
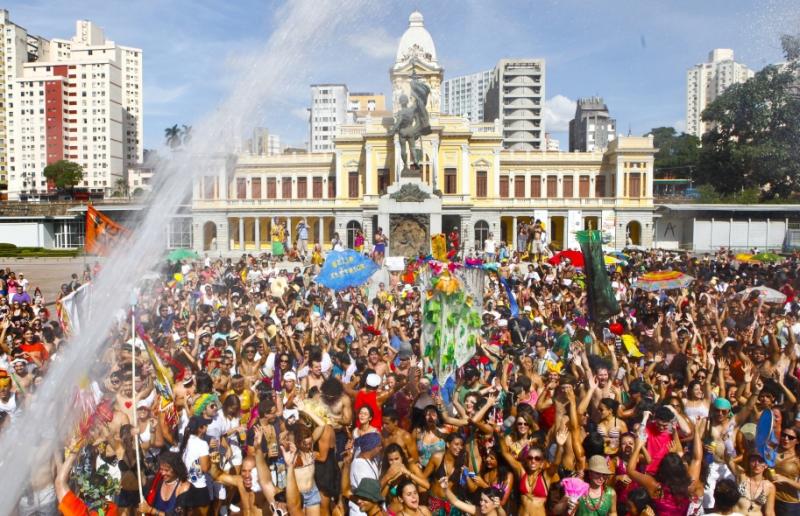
<box><xmin>483</xmin><ymin>58</ymin><xmax>546</xmax><ymax>151</ymax></box>
<box><xmin>686</xmin><ymin>49</ymin><xmax>754</xmax><ymax>137</ymax></box>
<box><xmin>441</xmin><ymin>69</ymin><xmax>492</xmax><ymax>123</ymax></box>
<box><xmin>3</xmin><ymin>14</ymin><xmax>142</xmax><ymax>199</ymax></box>
<box><xmin>309</xmin><ymin>84</ymin><xmax>348</xmax><ymax>153</ymax></box>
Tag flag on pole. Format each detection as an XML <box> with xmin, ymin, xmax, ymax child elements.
<box><xmin>576</xmin><ymin>230</ymin><xmax>620</xmax><ymax>322</ymax></box>
<box><xmin>85</xmin><ymin>205</ymin><xmax>129</xmax><ymax>255</ymax></box>
<box><xmin>56</xmin><ymin>283</ymin><xmax>93</xmax><ymax>336</ymax></box>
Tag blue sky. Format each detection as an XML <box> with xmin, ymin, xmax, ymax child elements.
<box><xmin>7</xmin><ymin>0</ymin><xmax>797</xmax><ymax>150</ymax></box>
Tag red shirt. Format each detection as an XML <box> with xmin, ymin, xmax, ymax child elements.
<box><xmin>355</xmin><ymin>389</ymin><xmax>382</xmax><ymax>429</ymax></box>
<box><xmin>59</xmin><ymin>490</ymin><xmax>118</xmax><ymax>516</ymax></box>
<box><xmin>645</xmin><ymin>421</ymin><xmax>673</xmax><ymax>474</ymax></box>
<box><xmin>19</xmin><ymin>342</ymin><xmax>49</xmax><ymax>362</ymax></box>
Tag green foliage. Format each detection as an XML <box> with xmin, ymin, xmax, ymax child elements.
<box><xmin>43</xmin><ymin>160</ymin><xmax>84</xmax><ymax>190</ymax></box>
<box><xmin>0</xmin><ymin>244</ymin><xmax>79</xmax><ymax>257</ymax></box>
<box><xmin>696</xmin><ymin>185</ymin><xmax>764</xmax><ymax>204</ymax></box>
<box><xmin>696</xmin><ymin>55</ymin><xmax>800</xmax><ymax>199</ymax></box>
<box><xmin>648</xmin><ymin>126</ymin><xmax>700</xmax><ymax>177</ymax></box>
<box><xmin>165</xmin><ymin>124</ymin><xmax>182</xmax><ymax>148</ymax></box>
<box><xmin>73</xmin><ymin>464</ymin><xmax>120</xmax><ymax>512</ymax></box>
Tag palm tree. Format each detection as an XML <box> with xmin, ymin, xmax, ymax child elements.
<box><xmin>182</xmin><ymin>125</ymin><xmax>193</xmax><ymax>146</ymax></box>
<box><xmin>164</xmin><ymin>124</ymin><xmax>182</xmax><ymax>148</ymax></box>
<box><xmin>114</xmin><ymin>177</ymin><xmax>129</xmax><ymax>198</ymax></box>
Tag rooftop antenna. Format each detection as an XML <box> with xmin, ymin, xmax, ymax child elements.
<box><xmin>627</xmin><ymin>124</ymin><xmax>632</xmax><ymax>136</ymax></box>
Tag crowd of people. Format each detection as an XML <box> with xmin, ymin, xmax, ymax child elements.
<box><xmin>1</xmin><ymin>240</ymin><xmax>800</xmax><ymax>516</ymax></box>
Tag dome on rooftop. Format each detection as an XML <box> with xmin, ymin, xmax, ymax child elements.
<box><xmin>395</xmin><ymin>11</ymin><xmax>438</xmax><ymax>65</ymax></box>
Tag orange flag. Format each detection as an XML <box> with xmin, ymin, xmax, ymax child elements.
<box><xmin>85</xmin><ymin>205</ymin><xmax>129</xmax><ymax>255</ymax></box>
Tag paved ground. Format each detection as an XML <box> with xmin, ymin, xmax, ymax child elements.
<box><xmin>0</xmin><ymin>257</ymin><xmax>96</xmax><ymax>304</ymax></box>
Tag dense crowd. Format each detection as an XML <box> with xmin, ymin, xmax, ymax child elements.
<box><xmin>1</xmin><ymin>237</ymin><xmax>800</xmax><ymax>516</ymax></box>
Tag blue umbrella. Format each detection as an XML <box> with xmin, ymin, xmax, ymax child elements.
<box><xmin>316</xmin><ymin>249</ymin><xmax>378</xmax><ymax>291</ymax></box>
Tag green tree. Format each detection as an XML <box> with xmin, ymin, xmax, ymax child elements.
<box><xmin>164</xmin><ymin>124</ymin><xmax>182</xmax><ymax>148</ymax></box>
<box><xmin>696</xmin><ymin>35</ymin><xmax>800</xmax><ymax>199</ymax></box>
<box><xmin>647</xmin><ymin>126</ymin><xmax>700</xmax><ymax>177</ymax></box>
<box><xmin>43</xmin><ymin>160</ymin><xmax>84</xmax><ymax>190</ymax></box>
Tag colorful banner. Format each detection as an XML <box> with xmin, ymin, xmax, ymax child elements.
<box><xmin>316</xmin><ymin>249</ymin><xmax>379</xmax><ymax>291</ymax></box>
<box><xmin>85</xmin><ymin>205</ymin><xmax>129</xmax><ymax>255</ymax></box>
<box><xmin>56</xmin><ymin>283</ymin><xmax>93</xmax><ymax>336</ymax></box>
<box><xmin>421</xmin><ymin>264</ymin><xmax>485</xmax><ymax>384</ymax></box>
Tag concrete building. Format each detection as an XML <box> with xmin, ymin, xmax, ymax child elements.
<box><xmin>246</xmin><ymin>127</ymin><xmax>281</xmax><ymax>156</ymax></box>
<box><xmin>686</xmin><ymin>49</ymin><xmax>754</xmax><ymax>137</ymax></box>
<box><xmin>569</xmin><ymin>97</ymin><xmax>616</xmax><ymax>152</ymax></box>
<box><xmin>483</xmin><ymin>58</ymin><xmax>545</xmax><ymax>151</ymax></box>
<box><xmin>347</xmin><ymin>92</ymin><xmax>390</xmax><ymax>124</ymax></box>
<box><xmin>544</xmin><ymin>133</ymin><xmax>560</xmax><ymax>151</ymax></box>
<box><xmin>441</xmin><ymin>69</ymin><xmax>492</xmax><ymax>123</ymax></box>
<box><xmin>4</xmin><ymin>16</ymin><xmax>143</xmax><ymax>200</ymax></box>
<box><xmin>308</xmin><ymin>84</ymin><xmax>348</xmax><ymax>153</ymax></box>
<box><xmin>0</xmin><ymin>10</ymin><xmax>51</xmax><ymax>190</ymax></box>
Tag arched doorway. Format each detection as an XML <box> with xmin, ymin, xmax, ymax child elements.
<box><xmin>474</xmin><ymin>220</ymin><xmax>490</xmax><ymax>250</ymax></box>
<box><xmin>549</xmin><ymin>216</ymin><xmax>565</xmax><ymax>251</ymax></box>
<box><xmin>203</xmin><ymin>221</ymin><xmax>217</xmax><ymax>251</ymax></box>
<box><xmin>627</xmin><ymin>221</ymin><xmax>642</xmax><ymax>246</ymax></box>
<box><xmin>346</xmin><ymin>220</ymin><xmax>362</xmax><ymax>249</ymax></box>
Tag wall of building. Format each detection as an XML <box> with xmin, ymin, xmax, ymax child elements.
<box><xmin>0</xmin><ymin>221</ymin><xmax>53</xmax><ymax>247</ymax></box>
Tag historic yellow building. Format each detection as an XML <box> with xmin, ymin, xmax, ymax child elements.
<box><xmin>190</xmin><ymin>12</ymin><xmax>655</xmax><ymax>256</ymax></box>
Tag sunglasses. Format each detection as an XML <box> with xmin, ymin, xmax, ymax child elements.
<box><xmin>527</xmin><ymin>455</ymin><xmax>543</xmax><ymax>462</ymax></box>
<box><xmin>782</xmin><ymin>433</ymin><xmax>798</xmax><ymax>441</ymax></box>
<box><xmin>516</xmin><ymin>421</ymin><xmax>528</xmax><ymax>426</ymax></box>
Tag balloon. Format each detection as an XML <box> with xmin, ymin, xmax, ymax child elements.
<box><xmin>609</xmin><ymin>322</ymin><xmax>624</xmax><ymax>335</ymax></box>
<box><xmin>173</xmin><ymin>273</ymin><xmax>184</xmax><ymax>282</ymax></box>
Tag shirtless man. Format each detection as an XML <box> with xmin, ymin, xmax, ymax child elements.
<box><xmin>366</xmin><ymin>346</ymin><xmax>388</xmax><ymax>378</ymax></box>
<box><xmin>239</xmin><ymin>343</ymin><xmax>267</xmax><ymax>387</ymax></box>
<box><xmin>320</xmin><ymin>377</ymin><xmax>352</xmax><ymax>462</ymax></box>
<box><xmin>10</xmin><ymin>357</ymin><xmax>34</xmax><ymax>393</ymax></box>
<box><xmin>302</xmin><ymin>354</ymin><xmax>325</xmax><ymax>393</ymax></box>
<box><xmin>17</xmin><ymin>440</ymin><xmax>59</xmax><ymax>516</ymax></box>
<box><xmin>381</xmin><ymin>407</ymin><xmax>419</xmax><ymax>464</ymax></box>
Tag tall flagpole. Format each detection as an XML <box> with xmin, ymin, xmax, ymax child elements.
<box><xmin>130</xmin><ymin>291</ymin><xmax>145</xmax><ymax>505</ymax></box>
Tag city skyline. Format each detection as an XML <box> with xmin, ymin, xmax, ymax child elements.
<box><xmin>5</xmin><ymin>0</ymin><xmax>795</xmax><ymax>150</ymax></box>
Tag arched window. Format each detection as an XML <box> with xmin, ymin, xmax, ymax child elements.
<box><xmin>346</xmin><ymin>220</ymin><xmax>362</xmax><ymax>249</ymax></box>
<box><xmin>474</xmin><ymin>220</ymin><xmax>490</xmax><ymax>250</ymax></box>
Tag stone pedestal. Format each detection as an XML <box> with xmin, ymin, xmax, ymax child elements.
<box><xmin>378</xmin><ymin>177</ymin><xmax>442</xmax><ymax>257</ymax></box>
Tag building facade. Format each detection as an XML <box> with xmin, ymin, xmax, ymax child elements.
<box><xmin>246</xmin><ymin>127</ymin><xmax>281</xmax><ymax>156</ymax></box>
<box><xmin>686</xmin><ymin>49</ymin><xmax>754</xmax><ymax>137</ymax></box>
<box><xmin>569</xmin><ymin>96</ymin><xmax>616</xmax><ymax>152</ymax></box>
<box><xmin>3</xmin><ymin>16</ymin><xmax>142</xmax><ymax>200</ymax></box>
<box><xmin>483</xmin><ymin>58</ymin><xmax>546</xmax><ymax>151</ymax></box>
<box><xmin>190</xmin><ymin>12</ymin><xmax>654</xmax><ymax>256</ymax></box>
<box><xmin>308</xmin><ymin>84</ymin><xmax>348</xmax><ymax>153</ymax></box>
<box><xmin>441</xmin><ymin>69</ymin><xmax>492</xmax><ymax>123</ymax></box>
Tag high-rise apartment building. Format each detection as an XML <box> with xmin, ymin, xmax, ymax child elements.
<box><xmin>441</xmin><ymin>69</ymin><xmax>492</xmax><ymax>123</ymax></box>
<box><xmin>246</xmin><ymin>127</ymin><xmax>281</xmax><ymax>156</ymax></box>
<box><xmin>308</xmin><ymin>84</ymin><xmax>348</xmax><ymax>153</ymax></box>
<box><xmin>0</xmin><ymin>10</ymin><xmax>51</xmax><ymax>190</ymax></box>
<box><xmin>686</xmin><ymin>49</ymin><xmax>754</xmax><ymax>137</ymax></box>
<box><xmin>483</xmin><ymin>59</ymin><xmax>546</xmax><ymax>151</ymax></box>
<box><xmin>569</xmin><ymin>97</ymin><xmax>616</xmax><ymax>152</ymax></box>
<box><xmin>2</xmin><ymin>13</ymin><xmax>142</xmax><ymax>199</ymax></box>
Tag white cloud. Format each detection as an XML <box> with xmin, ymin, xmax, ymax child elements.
<box><xmin>543</xmin><ymin>95</ymin><xmax>576</xmax><ymax>133</ymax></box>
<box><xmin>346</xmin><ymin>28</ymin><xmax>397</xmax><ymax>60</ymax></box>
<box><xmin>145</xmin><ymin>83</ymin><xmax>189</xmax><ymax>105</ymax></box>
<box><xmin>292</xmin><ymin>107</ymin><xmax>310</xmax><ymax>121</ymax></box>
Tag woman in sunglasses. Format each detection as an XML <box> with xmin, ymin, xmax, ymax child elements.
<box><xmin>724</xmin><ymin>451</ymin><xmax>775</xmax><ymax>516</ymax></box>
<box><xmin>774</xmin><ymin>427</ymin><xmax>800</xmax><ymax>516</ymax></box>
<box><xmin>499</xmin><ymin>426</ymin><xmax>568</xmax><ymax>515</ymax></box>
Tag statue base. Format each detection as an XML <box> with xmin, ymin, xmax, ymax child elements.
<box><xmin>401</xmin><ymin>164</ymin><xmax>422</xmax><ymax>179</ymax></box>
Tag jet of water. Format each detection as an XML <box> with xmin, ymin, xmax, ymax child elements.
<box><xmin>0</xmin><ymin>0</ymin><xmax>380</xmax><ymax>510</ymax></box>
